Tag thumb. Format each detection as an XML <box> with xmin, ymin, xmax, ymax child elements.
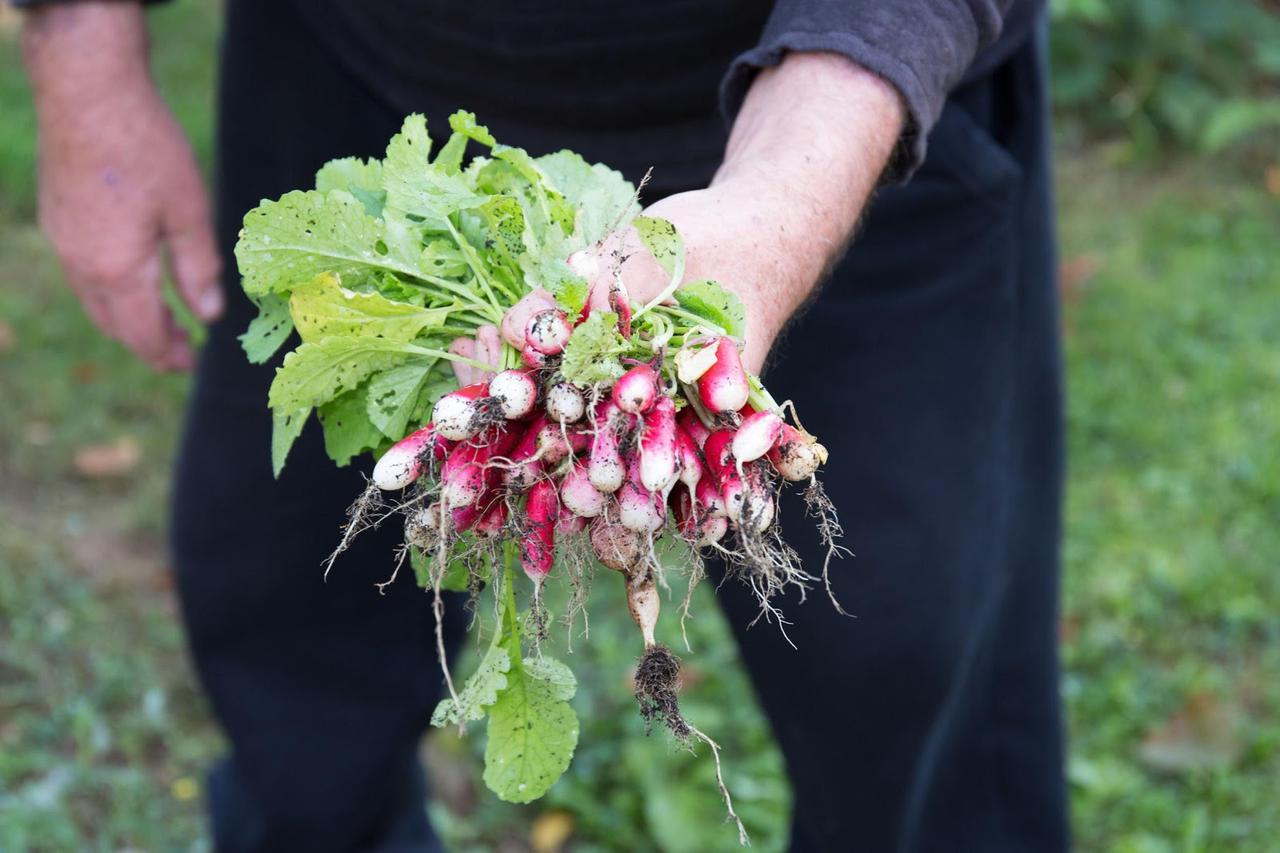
<box><xmin>163</xmin><ymin>188</ymin><xmax>224</xmax><ymax>323</ymax></box>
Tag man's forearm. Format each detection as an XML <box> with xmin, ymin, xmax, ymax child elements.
<box><xmin>23</xmin><ymin>2</ymin><xmax>150</xmax><ymax>98</ymax></box>
<box><xmin>710</xmin><ymin>53</ymin><xmax>904</xmax><ymax>353</ymax></box>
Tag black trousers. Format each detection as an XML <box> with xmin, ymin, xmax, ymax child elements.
<box><xmin>173</xmin><ymin>3</ymin><xmax>1067</xmax><ymax>850</ymax></box>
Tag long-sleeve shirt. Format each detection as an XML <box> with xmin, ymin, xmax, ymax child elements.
<box><xmin>14</xmin><ymin>0</ymin><xmax>1043</xmax><ymax>187</ymax></box>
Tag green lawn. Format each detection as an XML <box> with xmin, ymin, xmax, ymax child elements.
<box><xmin>1</xmin><ymin>5</ymin><xmax>1277</xmax><ymax>852</ymax></box>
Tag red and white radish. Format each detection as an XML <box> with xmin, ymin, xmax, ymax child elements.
<box><xmin>697</xmin><ymin>337</ymin><xmax>749</xmax><ymax>414</ymax></box>
<box><xmin>432</xmin><ymin>383</ymin><xmax>491</xmax><ymax>441</ymax></box>
<box><xmin>676</xmin><ymin>406</ymin><xmax>712</xmax><ymax>449</ymax></box>
<box><xmin>612</xmin><ymin>363</ymin><xmax>658</xmax><ymax>414</ymax></box>
<box><xmin>488</xmin><ymin>369</ymin><xmax>538</xmax><ymax>420</ymax></box>
<box><xmin>525</xmin><ymin>308</ymin><xmax>572</xmax><ymax>356</ymax></box>
<box><xmin>675</xmin><ymin>427</ymin><xmax>703</xmax><ymax>491</ymax></box>
<box><xmin>546</xmin><ymin>382</ymin><xmax>586</xmax><ymax>424</ymax></box>
<box><xmin>767</xmin><ymin>424</ymin><xmax>829</xmax><ymax>481</ymax></box>
<box><xmin>590</xmin><ymin>517</ymin><xmax>644</xmax><ymax>573</ymax></box>
<box><xmin>521</xmin><ymin>479</ymin><xmax>558</xmax><ymax>584</ymax></box>
<box><xmin>588</xmin><ymin>403</ymin><xmax>627</xmax><ymax>494</ymax></box>
<box><xmin>372</xmin><ymin>423</ymin><xmax>451</xmax><ymax>490</ymax></box>
<box><xmin>561</xmin><ymin>460</ymin><xmax>606</xmax><ymax>519</ymax></box>
<box><xmin>638</xmin><ymin>395</ymin><xmax>678</xmax><ymax>494</ymax></box>
<box><xmin>732</xmin><ymin>410</ymin><xmax>784</xmax><ymax>464</ymax></box>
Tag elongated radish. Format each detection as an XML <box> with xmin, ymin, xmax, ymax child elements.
<box><xmin>441</xmin><ymin>443</ymin><xmax>488</xmax><ymax>508</ymax></box>
<box><xmin>767</xmin><ymin>423</ymin><xmax>829</xmax><ymax>481</ymax></box>
<box><xmin>556</xmin><ymin>505</ymin><xmax>587</xmax><ymax>536</ymax></box>
<box><xmin>521</xmin><ymin>346</ymin><xmax>550</xmax><ymax>369</ymax></box>
<box><xmin>720</xmin><ymin>469</ymin><xmax>745</xmax><ymax>524</ymax></box>
<box><xmin>372</xmin><ymin>423</ymin><xmax>451</xmax><ymax>490</ymax></box>
<box><xmin>620</xmin><ymin>453</ymin><xmax>665</xmax><ymax>533</ymax></box>
<box><xmin>626</xmin><ymin>574</ymin><xmax>659</xmax><ymax>648</ymax></box>
<box><xmin>639</xmin><ymin>396</ymin><xmax>678</xmax><ymax>494</ymax></box>
<box><xmin>702</xmin><ymin>429</ymin><xmax>735</xmax><ymax>483</ymax></box>
<box><xmin>473</xmin><ymin>499</ymin><xmax>508</xmax><ymax>538</ymax></box>
<box><xmin>699</xmin><ymin>515</ymin><xmax>728</xmax><ymax>546</ymax></box>
<box><xmin>695</xmin><ymin>477</ymin><xmax>727</xmax><ymax>519</ymax></box>
<box><xmin>676</xmin><ymin>406</ymin><xmax>712</xmax><ymax>449</ymax></box>
<box><xmin>738</xmin><ymin>463</ymin><xmax>775</xmax><ymax>533</ymax></box>
<box><xmin>488</xmin><ymin>370</ymin><xmax>537</xmax><ymax>420</ymax></box>
<box><xmin>503</xmin><ymin>415</ymin><xmax>547</xmax><ymax>489</ymax></box>
<box><xmin>612</xmin><ymin>364</ymin><xmax>658</xmax><ymax>414</ymax></box>
<box><xmin>588</xmin><ymin>402</ymin><xmax>626</xmax><ymax>494</ymax></box>
<box><xmin>675</xmin><ymin>427</ymin><xmax>703</xmax><ymax>491</ymax></box>
<box><xmin>546</xmin><ymin>382</ymin><xmax>585</xmax><ymax>424</ymax></box>
<box><xmin>732</xmin><ymin>410</ymin><xmax>783</xmax><ymax>464</ymax></box>
<box><xmin>697</xmin><ymin>337</ymin><xmax>749</xmax><ymax>414</ymax></box>
<box><xmin>432</xmin><ymin>383</ymin><xmax>490</xmax><ymax>441</ymax></box>
<box><xmin>671</xmin><ymin>484</ymin><xmax>697</xmax><ymax>541</ymax></box>
<box><xmin>562</xmin><ymin>460</ymin><xmax>606</xmax><ymax>518</ymax></box>
<box><xmin>451</xmin><ymin>499</ymin><xmax>485</xmax><ymax>532</ymax></box>
<box><xmin>521</xmin><ymin>479</ymin><xmax>557</xmax><ymax>583</ymax></box>
<box><xmin>525</xmin><ymin>308</ymin><xmax>572</xmax><ymax>356</ymax></box>
<box><xmin>590</xmin><ymin>517</ymin><xmax>644</xmax><ymax>572</ymax></box>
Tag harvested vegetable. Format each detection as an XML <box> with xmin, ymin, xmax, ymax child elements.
<box><xmin>236</xmin><ymin>110</ymin><xmax>848</xmax><ymax>844</ymax></box>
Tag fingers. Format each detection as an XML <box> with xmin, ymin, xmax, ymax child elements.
<box><xmin>475</xmin><ymin>325</ymin><xmax>501</xmax><ymax>382</ymax></box>
<box><xmin>102</xmin><ymin>252</ymin><xmax>193</xmax><ymax>371</ymax></box>
<box><xmin>163</xmin><ymin>180</ymin><xmax>224</xmax><ymax>322</ymax></box>
<box><xmin>449</xmin><ymin>337</ymin><xmax>478</xmax><ymax>385</ymax></box>
<box><xmin>501</xmin><ymin>289</ymin><xmax>556</xmax><ymax>348</ymax></box>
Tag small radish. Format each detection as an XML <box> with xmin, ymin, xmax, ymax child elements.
<box><xmin>676</xmin><ymin>406</ymin><xmax>712</xmax><ymax>449</ymax></box>
<box><xmin>590</xmin><ymin>517</ymin><xmax>644</xmax><ymax>572</ymax></box>
<box><xmin>626</xmin><ymin>574</ymin><xmax>659</xmax><ymax>648</ymax></box>
<box><xmin>546</xmin><ymin>382</ymin><xmax>586</xmax><ymax>424</ymax></box>
<box><xmin>720</xmin><ymin>469</ymin><xmax>745</xmax><ymax>524</ymax></box>
<box><xmin>588</xmin><ymin>402</ymin><xmax>626</xmax><ymax>494</ymax></box>
<box><xmin>702</xmin><ymin>429</ymin><xmax>736</xmax><ymax>483</ymax></box>
<box><xmin>451</xmin><ymin>499</ymin><xmax>486</xmax><ymax>533</ymax></box>
<box><xmin>521</xmin><ymin>346</ymin><xmax>550</xmax><ymax>369</ymax></box>
<box><xmin>638</xmin><ymin>396</ymin><xmax>678</xmax><ymax>494</ymax></box>
<box><xmin>732</xmin><ymin>410</ymin><xmax>784</xmax><ymax>464</ymax></box>
<box><xmin>503</xmin><ymin>416</ymin><xmax>547</xmax><ymax>490</ymax></box>
<box><xmin>699</xmin><ymin>515</ymin><xmax>728</xmax><ymax>546</ymax></box>
<box><xmin>619</xmin><ymin>453</ymin><xmax>665</xmax><ymax>533</ymax></box>
<box><xmin>501</xmin><ymin>288</ymin><xmax>556</xmax><ymax>349</ymax></box>
<box><xmin>525</xmin><ymin>308</ymin><xmax>572</xmax><ymax>356</ymax></box>
<box><xmin>562</xmin><ymin>460</ymin><xmax>606</xmax><ymax>518</ymax></box>
<box><xmin>556</xmin><ymin>505</ymin><xmax>587</xmax><ymax>536</ymax></box>
<box><xmin>612</xmin><ymin>364</ymin><xmax>658</xmax><ymax>414</ymax></box>
<box><xmin>537</xmin><ymin>421</ymin><xmax>589</xmax><ymax>466</ymax></box>
<box><xmin>404</xmin><ymin>504</ymin><xmax>444</xmax><ymax>550</ymax></box>
<box><xmin>671</xmin><ymin>484</ymin><xmax>698</xmax><ymax>541</ymax></box>
<box><xmin>695</xmin><ymin>477</ymin><xmax>727</xmax><ymax>519</ymax></box>
<box><xmin>697</xmin><ymin>337</ymin><xmax>749</xmax><ymax>414</ymax></box>
<box><xmin>767</xmin><ymin>424</ymin><xmax>829</xmax><ymax>481</ymax></box>
<box><xmin>473</xmin><ymin>499</ymin><xmax>508</xmax><ymax>538</ymax></box>
<box><xmin>675</xmin><ymin>427</ymin><xmax>703</xmax><ymax>491</ymax></box>
<box><xmin>441</xmin><ymin>443</ymin><xmax>487</xmax><ymax>508</ymax></box>
<box><xmin>372</xmin><ymin>423</ymin><xmax>451</xmax><ymax>490</ymax></box>
<box><xmin>432</xmin><ymin>383</ymin><xmax>490</xmax><ymax>441</ymax></box>
<box><xmin>488</xmin><ymin>369</ymin><xmax>538</xmax><ymax>420</ymax></box>
<box><xmin>738</xmin><ymin>463</ymin><xmax>775</xmax><ymax>533</ymax></box>
<box><xmin>521</xmin><ymin>479</ymin><xmax>558</xmax><ymax>584</ymax></box>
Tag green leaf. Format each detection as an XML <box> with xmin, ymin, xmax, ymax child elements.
<box><xmin>383</xmin><ymin>114</ymin><xmax>485</xmax><ymax>228</ymax></box>
<box><xmin>478</xmin><ymin>195</ymin><xmax>527</xmax><ymax>270</ymax></box>
<box><xmin>431</xmin><ymin>643</ymin><xmax>511</xmax><ymax>727</ymax></box>
<box><xmin>317</xmin><ymin>385</ymin><xmax>385</xmax><ymax>466</ymax></box>
<box><xmin>288</xmin><ymin>273</ymin><xmax>450</xmax><ymax>343</ymax></box>
<box><xmin>536</xmin><ymin>150</ymin><xmax>640</xmax><ymax>244</ymax></box>
<box><xmin>560</xmin><ymin>311</ymin><xmax>627</xmax><ymax>385</ymax></box>
<box><xmin>1200</xmin><ymin>98</ymin><xmax>1280</xmax><ymax>152</ymax></box>
<box><xmin>523</xmin><ymin>656</ymin><xmax>577</xmax><ymax>701</ymax></box>
<box><xmin>271</xmin><ymin>407</ymin><xmax>310</xmax><ymax>478</ymax></box>
<box><xmin>236</xmin><ymin>189</ymin><xmax>422</xmax><ymax>296</ymax></box>
<box><xmin>673</xmin><ymin>279</ymin><xmax>747</xmax><ymax>339</ymax></box>
<box><xmin>409</xmin><ymin>544</ymin><xmax>474</xmax><ymax>593</ymax></box>
<box><xmin>315</xmin><ymin>157</ymin><xmax>386</xmax><ymax>216</ymax></box>
<box><xmin>633</xmin><ymin>215</ymin><xmax>683</xmax><ymax>282</ymax></box>
<box><xmin>483</xmin><ymin>660</ymin><xmax>579</xmax><ymax>803</ymax></box>
<box><xmin>366</xmin><ymin>361</ymin><xmax>435</xmax><ymax>440</ymax></box>
<box><xmin>239</xmin><ymin>294</ymin><xmax>295</xmax><ymax>364</ymax></box>
<box><xmin>268</xmin><ymin>336</ymin><xmax>421</xmax><ymax>412</ymax></box>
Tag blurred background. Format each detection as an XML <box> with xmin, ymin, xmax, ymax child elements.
<box><xmin>1</xmin><ymin>1</ymin><xmax>1277</xmax><ymax>850</ymax></box>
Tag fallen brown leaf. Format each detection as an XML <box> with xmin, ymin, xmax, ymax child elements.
<box><xmin>1139</xmin><ymin>692</ymin><xmax>1243</xmax><ymax>774</ymax></box>
<box><xmin>73</xmin><ymin>436</ymin><xmax>141</xmax><ymax>478</ymax></box>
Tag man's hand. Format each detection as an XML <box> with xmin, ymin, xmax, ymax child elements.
<box><xmin>582</xmin><ymin>52</ymin><xmax>904</xmax><ymax>374</ymax></box>
<box><xmin>24</xmin><ymin>2</ymin><xmax>221</xmax><ymax>371</ymax></box>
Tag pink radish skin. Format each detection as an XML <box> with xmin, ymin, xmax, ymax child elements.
<box><xmin>521</xmin><ymin>479</ymin><xmax>557</xmax><ymax>582</ymax></box>
<box><xmin>525</xmin><ymin>309</ymin><xmax>572</xmax><ymax>356</ymax></box>
<box><xmin>588</xmin><ymin>402</ymin><xmax>626</xmax><ymax>494</ymax></box>
<box><xmin>638</xmin><ymin>396</ymin><xmax>678</xmax><ymax>493</ymax></box>
<box><xmin>671</xmin><ymin>484</ymin><xmax>698</xmax><ymax>541</ymax></box>
<box><xmin>702</xmin><ymin>429</ymin><xmax>735</xmax><ymax>483</ymax></box>
<box><xmin>432</xmin><ymin>383</ymin><xmax>490</xmax><ymax>441</ymax></box>
<box><xmin>720</xmin><ymin>469</ymin><xmax>745</xmax><ymax>524</ymax></box>
<box><xmin>767</xmin><ymin>424</ymin><xmax>828</xmax><ymax>481</ymax></box>
<box><xmin>473</xmin><ymin>499</ymin><xmax>508</xmax><ymax>538</ymax></box>
<box><xmin>675</xmin><ymin>427</ymin><xmax>703</xmax><ymax>491</ymax></box>
<box><xmin>503</xmin><ymin>416</ymin><xmax>547</xmax><ymax>489</ymax></box>
<box><xmin>695</xmin><ymin>477</ymin><xmax>727</xmax><ymax>519</ymax></box>
<box><xmin>676</xmin><ymin>407</ymin><xmax>712</xmax><ymax>449</ymax></box>
<box><xmin>732</xmin><ymin>410</ymin><xmax>784</xmax><ymax>464</ymax></box>
<box><xmin>590</xmin><ymin>518</ymin><xmax>644</xmax><ymax>572</ymax></box>
<box><xmin>488</xmin><ymin>370</ymin><xmax>537</xmax><ymax>420</ymax></box>
<box><xmin>699</xmin><ymin>515</ymin><xmax>729</xmax><ymax>546</ymax></box>
<box><xmin>738</xmin><ymin>464</ymin><xmax>776</xmax><ymax>533</ymax></box>
<box><xmin>556</xmin><ymin>506</ymin><xmax>587</xmax><ymax>536</ymax></box>
<box><xmin>620</xmin><ymin>453</ymin><xmax>664</xmax><ymax>533</ymax></box>
<box><xmin>697</xmin><ymin>337</ymin><xmax>750</xmax><ymax>414</ymax></box>
<box><xmin>546</xmin><ymin>382</ymin><xmax>586</xmax><ymax>424</ymax></box>
<box><xmin>536</xmin><ymin>421</ymin><xmax>590</xmax><ymax>466</ymax></box>
<box><xmin>372</xmin><ymin>423</ymin><xmax>450</xmax><ymax>490</ymax></box>
<box><xmin>441</xmin><ymin>443</ymin><xmax>487</xmax><ymax>508</ymax></box>
<box><xmin>501</xmin><ymin>289</ymin><xmax>556</xmax><ymax>349</ymax></box>
<box><xmin>562</xmin><ymin>461</ymin><xmax>606</xmax><ymax>518</ymax></box>
<box><xmin>521</xmin><ymin>346</ymin><xmax>550</xmax><ymax>369</ymax></box>
<box><xmin>612</xmin><ymin>364</ymin><xmax>658</xmax><ymax>414</ymax></box>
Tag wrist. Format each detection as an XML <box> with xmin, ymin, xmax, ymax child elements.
<box><xmin>23</xmin><ymin>2</ymin><xmax>151</xmax><ymax>109</ymax></box>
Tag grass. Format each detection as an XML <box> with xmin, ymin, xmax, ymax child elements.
<box><xmin>1</xmin><ymin>4</ymin><xmax>1277</xmax><ymax>851</ymax></box>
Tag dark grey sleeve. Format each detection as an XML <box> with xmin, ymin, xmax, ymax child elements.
<box><xmin>721</xmin><ymin>0</ymin><xmax>1013</xmax><ymax>182</ymax></box>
